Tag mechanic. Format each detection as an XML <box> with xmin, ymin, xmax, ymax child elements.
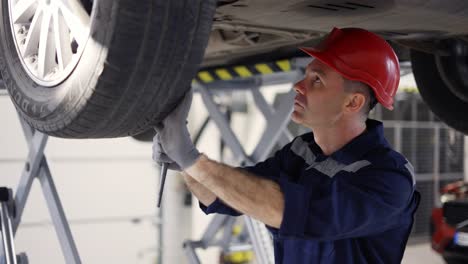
<box><xmin>153</xmin><ymin>27</ymin><xmax>421</xmax><ymax>264</ymax></box>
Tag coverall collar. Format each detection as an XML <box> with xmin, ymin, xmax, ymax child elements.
<box><xmin>309</xmin><ymin>119</ymin><xmax>389</xmax><ymax>164</ymax></box>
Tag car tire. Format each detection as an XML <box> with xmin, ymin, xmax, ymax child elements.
<box><xmin>0</xmin><ymin>0</ymin><xmax>216</xmax><ymax>138</ymax></box>
<box><xmin>410</xmin><ymin>49</ymin><xmax>468</xmax><ymax>134</ymax></box>
<box><xmin>132</xmin><ymin>128</ymin><xmax>156</xmax><ymax>142</ymax></box>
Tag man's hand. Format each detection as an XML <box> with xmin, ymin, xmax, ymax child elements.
<box><xmin>152</xmin><ymin>133</ymin><xmax>182</xmax><ymax>171</ymax></box>
<box><xmin>153</xmin><ymin>89</ymin><xmax>200</xmax><ymax>170</ymax></box>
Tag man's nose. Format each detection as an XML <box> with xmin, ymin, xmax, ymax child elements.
<box><xmin>294</xmin><ymin>80</ymin><xmax>306</xmax><ymax>95</ymax></box>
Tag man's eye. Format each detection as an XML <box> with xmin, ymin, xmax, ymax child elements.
<box><xmin>313</xmin><ymin>77</ymin><xmax>321</xmax><ymax>83</ymax></box>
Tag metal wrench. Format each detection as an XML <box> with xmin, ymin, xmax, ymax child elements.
<box><xmin>157</xmin><ymin>162</ymin><xmax>168</xmax><ymax>208</ymax></box>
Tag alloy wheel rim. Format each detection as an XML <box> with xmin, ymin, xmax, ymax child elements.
<box><xmin>8</xmin><ymin>0</ymin><xmax>92</xmax><ymax>87</ymax></box>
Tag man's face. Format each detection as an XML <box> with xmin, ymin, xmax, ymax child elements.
<box><xmin>291</xmin><ymin>59</ymin><xmax>348</xmax><ymax>128</ymax></box>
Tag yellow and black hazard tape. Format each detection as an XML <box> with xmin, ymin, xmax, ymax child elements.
<box><xmin>194</xmin><ymin>59</ymin><xmax>293</xmax><ymax>84</ymax></box>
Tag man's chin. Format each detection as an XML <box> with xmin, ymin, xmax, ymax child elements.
<box><xmin>291</xmin><ymin>112</ymin><xmax>303</xmax><ymax>124</ymax></box>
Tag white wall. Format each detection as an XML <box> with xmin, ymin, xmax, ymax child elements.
<box><xmin>0</xmin><ymin>95</ymin><xmax>159</xmax><ymax>264</ymax></box>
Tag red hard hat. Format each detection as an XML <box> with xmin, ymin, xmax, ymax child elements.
<box><xmin>300</xmin><ymin>27</ymin><xmax>400</xmax><ymax>110</ymax></box>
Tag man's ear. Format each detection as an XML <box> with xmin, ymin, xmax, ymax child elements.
<box><xmin>344</xmin><ymin>93</ymin><xmax>366</xmax><ymax>113</ymax></box>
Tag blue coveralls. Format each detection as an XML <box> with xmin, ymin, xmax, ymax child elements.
<box><xmin>200</xmin><ymin>119</ymin><xmax>420</xmax><ymax>264</ymax></box>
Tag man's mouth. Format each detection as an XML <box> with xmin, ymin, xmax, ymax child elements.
<box><xmin>294</xmin><ymin>96</ymin><xmax>305</xmax><ymax>108</ymax></box>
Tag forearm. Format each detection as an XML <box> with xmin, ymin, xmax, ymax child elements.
<box><xmin>182</xmin><ymin>172</ymin><xmax>217</xmax><ymax>207</ymax></box>
<box><xmin>186</xmin><ymin>155</ymin><xmax>284</xmax><ymax>228</ymax></box>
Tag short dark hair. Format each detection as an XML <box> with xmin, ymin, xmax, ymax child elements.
<box><xmin>343</xmin><ymin>79</ymin><xmax>378</xmax><ymax>116</ymax></box>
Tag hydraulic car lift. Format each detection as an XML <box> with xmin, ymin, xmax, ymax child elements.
<box><xmin>0</xmin><ymin>113</ymin><xmax>81</xmax><ymax>264</ymax></box>
<box><xmin>183</xmin><ymin>58</ymin><xmax>308</xmax><ymax>264</ymax></box>
<box><xmin>0</xmin><ymin>57</ymin><xmax>308</xmax><ymax>264</ymax></box>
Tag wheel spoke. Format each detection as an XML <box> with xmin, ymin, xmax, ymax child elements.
<box><xmin>58</xmin><ymin>0</ymin><xmax>90</xmax><ymax>47</ymax></box>
<box><xmin>12</xmin><ymin>0</ymin><xmax>38</xmax><ymax>24</ymax></box>
<box><xmin>62</xmin><ymin>0</ymin><xmax>90</xmax><ymax>20</ymax></box>
<box><xmin>22</xmin><ymin>4</ymin><xmax>42</xmax><ymax>57</ymax></box>
<box><xmin>37</xmin><ymin>8</ymin><xmax>55</xmax><ymax>78</ymax></box>
<box><xmin>53</xmin><ymin>8</ymin><xmax>72</xmax><ymax>70</ymax></box>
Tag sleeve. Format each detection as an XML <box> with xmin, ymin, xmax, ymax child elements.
<box><xmin>199</xmin><ymin>198</ymin><xmax>242</xmax><ymax>216</ymax></box>
<box><xmin>278</xmin><ymin>165</ymin><xmax>416</xmax><ymax>240</ymax></box>
<box><xmin>198</xmin><ymin>141</ymin><xmax>293</xmax><ymax>216</ymax></box>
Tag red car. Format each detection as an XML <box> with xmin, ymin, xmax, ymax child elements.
<box><xmin>431</xmin><ymin>181</ymin><xmax>468</xmax><ymax>264</ymax></box>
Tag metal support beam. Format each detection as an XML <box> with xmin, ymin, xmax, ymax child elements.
<box><xmin>0</xmin><ymin>188</ymin><xmax>17</xmax><ymax>264</ymax></box>
<box><xmin>38</xmin><ymin>164</ymin><xmax>81</xmax><ymax>263</ymax></box>
<box><xmin>196</xmin><ymin>85</ymin><xmax>252</xmax><ymax>165</ymax></box>
<box><xmin>186</xmin><ymin>66</ymin><xmax>304</xmax><ymax>264</ymax></box>
<box><xmin>183</xmin><ymin>241</ymin><xmax>202</xmax><ymax>264</ymax></box>
<box><xmin>12</xmin><ymin>128</ymin><xmax>48</xmax><ymax>233</ymax></box>
<box><xmin>199</xmin><ymin>215</ymin><xmax>231</xmax><ymax>247</ymax></box>
<box><xmin>250</xmin><ymin>88</ymin><xmax>296</xmax><ymax>162</ymax></box>
<box><xmin>243</xmin><ymin>216</ymin><xmax>274</xmax><ymax>264</ymax></box>
<box><xmin>0</xmin><ymin>115</ymin><xmax>81</xmax><ymax>264</ymax></box>
<box><xmin>251</xmin><ymin>88</ymin><xmax>294</xmax><ymax>147</ymax></box>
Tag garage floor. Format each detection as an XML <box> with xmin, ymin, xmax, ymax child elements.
<box><xmin>402</xmin><ymin>243</ymin><xmax>445</xmax><ymax>264</ymax></box>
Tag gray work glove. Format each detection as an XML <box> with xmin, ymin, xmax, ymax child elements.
<box><xmin>152</xmin><ymin>89</ymin><xmax>200</xmax><ymax>170</ymax></box>
<box><xmin>152</xmin><ymin>133</ymin><xmax>182</xmax><ymax>171</ymax></box>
